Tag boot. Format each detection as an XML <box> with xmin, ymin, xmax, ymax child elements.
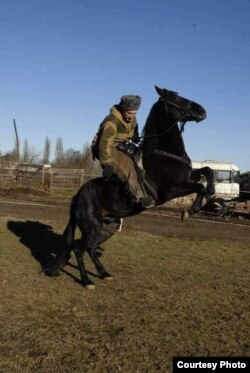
<box><xmin>140</xmin><ymin>195</ymin><xmax>155</xmax><ymax>209</ymax></box>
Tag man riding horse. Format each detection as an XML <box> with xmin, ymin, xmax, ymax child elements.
<box><xmin>91</xmin><ymin>95</ymin><xmax>154</xmax><ymax>209</ymax></box>
<box><xmin>44</xmin><ymin>86</ymin><xmax>215</xmax><ymax>289</ymax></box>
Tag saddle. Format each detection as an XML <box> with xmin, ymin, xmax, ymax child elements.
<box><xmin>113</xmin><ymin>140</ymin><xmax>158</xmax><ymax>202</ymax></box>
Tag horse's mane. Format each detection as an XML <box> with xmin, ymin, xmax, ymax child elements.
<box><xmin>142</xmin><ymin>103</ymin><xmax>157</xmax><ymax>137</ymax></box>
<box><xmin>163</xmin><ymin>89</ymin><xmax>179</xmax><ymax>98</ymax></box>
<box><xmin>141</xmin><ymin>103</ymin><xmax>159</xmax><ymax>153</ymax></box>
<box><xmin>142</xmin><ymin>89</ymin><xmax>180</xmax><ymax>138</ymax></box>
<box><xmin>141</xmin><ymin>90</ymin><xmax>181</xmax><ymax>153</ymax></box>
<box><xmin>141</xmin><ymin>90</ymin><xmax>187</xmax><ymax>155</ymax></box>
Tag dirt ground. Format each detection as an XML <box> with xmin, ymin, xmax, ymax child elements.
<box><xmin>0</xmin><ymin>188</ymin><xmax>249</xmax><ymax>372</ymax></box>
<box><xmin>0</xmin><ymin>193</ymin><xmax>249</xmax><ymax>244</ymax></box>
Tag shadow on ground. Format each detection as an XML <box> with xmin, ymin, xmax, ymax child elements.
<box><xmin>7</xmin><ymin>220</ymin><xmax>102</xmax><ymax>283</ymax></box>
<box><xmin>7</xmin><ymin>220</ymin><xmax>64</xmax><ymax>267</ymax></box>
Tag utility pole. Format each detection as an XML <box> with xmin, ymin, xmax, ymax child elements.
<box><xmin>13</xmin><ymin>119</ymin><xmax>20</xmax><ymax>182</ymax></box>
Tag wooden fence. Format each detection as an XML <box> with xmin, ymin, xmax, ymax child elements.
<box><xmin>0</xmin><ymin>161</ymin><xmax>200</xmax><ymax>207</ymax></box>
<box><xmin>0</xmin><ymin>162</ymin><xmax>192</xmax><ymax>208</ymax></box>
<box><xmin>49</xmin><ymin>169</ymin><xmax>96</xmax><ymax>191</ymax></box>
<box><xmin>0</xmin><ymin>162</ymin><xmax>99</xmax><ymax>192</ymax></box>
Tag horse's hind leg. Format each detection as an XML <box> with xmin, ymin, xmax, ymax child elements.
<box><xmin>86</xmin><ymin>229</ymin><xmax>113</xmax><ymax>281</ymax></box>
<box><xmin>88</xmin><ymin>246</ymin><xmax>113</xmax><ymax>281</ymax></box>
<box><xmin>74</xmin><ymin>217</ymin><xmax>114</xmax><ymax>288</ymax></box>
<box><xmin>87</xmin><ymin>217</ymin><xmax>122</xmax><ymax>281</ymax></box>
<box><xmin>43</xmin><ymin>219</ymin><xmax>75</xmax><ymax>277</ymax></box>
<box><xmin>73</xmin><ymin>243</ymin><xmax>95</xmax><ymax>289</ymax></box>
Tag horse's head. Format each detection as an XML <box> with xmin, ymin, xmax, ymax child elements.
<box><xmin>155</xmin><ymin>86</ymin><xmax>206</xmax><ymax>123</ymax></box>
<box><xmin>142</xmin><ymin>86</ymin><xmax>207</xmax><ymax>155</ymax></box>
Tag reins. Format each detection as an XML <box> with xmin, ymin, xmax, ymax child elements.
<box><xmin>139</xmin><ymin>118</ymin><xmax>178</xmax><ymax>141</ymax></box>
<box><xmin>140</xmin><ymin>99</ymin><xmax>188</xmax><ymax>141</ymax></box>
<box><xmin>139</xmin><ymin>98</ymin><xmax>189</xmax><ymax>165</ymax></box>
<box><xmin>153</xmin><ymin>149</ymin><xmax>191</xmax><ymax>166</ymax></box>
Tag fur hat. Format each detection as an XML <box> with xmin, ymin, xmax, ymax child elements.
<box><xmin>119</xmin><ymin>95</ymin><xmax>141</xmax><ymax>111</ymax></box>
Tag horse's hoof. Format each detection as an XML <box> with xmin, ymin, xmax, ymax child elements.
<box><xmin>103</xmin><ymin>275</ymin><xmax>114</xmax><ymax>282</ymax></box>
<box><xmin>43</xmin><ymin>268</ymin><xmax>60</xmax><ymax>277</ymax></box>
<box><xmin>85</xmin><ymin>283</ymin><xmax>96</xmax><ymax>290</ymax></box>
<box><xmin>181</xmin><ymin>209</ymin><xmax>189</xmax><ymax>221</ymax></box>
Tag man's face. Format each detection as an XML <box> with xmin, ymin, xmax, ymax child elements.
<box><xmin>122</xmin><ymin>110</ymin><xmax>137</xmax><ymax>123</ymax></box>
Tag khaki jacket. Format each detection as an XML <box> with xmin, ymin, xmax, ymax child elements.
<box><xmin>98</xmin><ymin>105</ymin><xmax>139</xmax><ymax>164</ymax></box>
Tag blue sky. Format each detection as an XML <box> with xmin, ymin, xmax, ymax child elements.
<box><xmin>0</xmin><ymin>0</ymin><xmax>249</xmax><ymax>171</ymax></box>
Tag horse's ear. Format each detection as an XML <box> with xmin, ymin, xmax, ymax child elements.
<box><xmin>155</xmin><ymin>85</ymin><xmax>165</xmax><ymax>97</ymax></box>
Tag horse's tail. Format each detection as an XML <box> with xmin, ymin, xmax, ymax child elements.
<box><xmin>63</xmin><ymin>196</ymin><xmax>77</xmax><ymax>250</ymax></box>
<box><xmin>43</xmin><ymin>196</ymin><xmax>78</xmax><ymax>277</ymax></box>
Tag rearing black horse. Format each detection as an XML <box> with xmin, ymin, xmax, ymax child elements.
<box><xmin>44</xmin><ymin>86</ymin><xmax>215</xmax><ymax>289</ymax></box>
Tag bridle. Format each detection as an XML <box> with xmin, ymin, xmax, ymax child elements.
<box><xmin>140</xmin><ymin>97</ymin><xmax>190</xmax><ymax>141</ymax></box>
<box><xmin>140</xmin><ymin>96</ymin><xmax>192</xmax><ymax>167</ymax></box>
<box><xmin>161</xmin><ymin>96</ymin><xmax>195</xmax><ymax>132</ymax></box>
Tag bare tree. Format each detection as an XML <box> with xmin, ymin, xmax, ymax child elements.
<box><xmin>55</xmin><ymin>137</ymin><xmax>64</xmax><ymax>163</ymax></box>
<box><xmin>22</xmin><ymin>139</ymin><xmax>29</xmax><ymax>162</ymax></box>
<box><xmin>22</xmin><ymin>138</ymin><xmax>40</xmax><ymax>164</ymax></box>
<box><xmin>52</xmin><ymin>142</ymin><xmax>101</xmax><ymax>174</ymax></box>
<box><xmin>42</xmin><ymin>136</ymin><xmax>51</xmax><ymax>164</ymax></box>
<box><xmin>81</xmin><ymin>143</ymin><xmax>100</xmax><ymax>175</ymax></box>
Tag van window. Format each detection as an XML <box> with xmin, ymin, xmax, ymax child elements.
<box><xmin>232</xmin><ymin>171</ymin><xmax>240</xmax><ymax>183</ymax></box>
<box><xmin>216</xmin><ymin>170</ymin><xmax>239</xmax><ymax>183</ymax></box>
<box><xmin>216</xmin><ymin>170</ymin><xmax>231</xmax><ymax>182</ymax></box>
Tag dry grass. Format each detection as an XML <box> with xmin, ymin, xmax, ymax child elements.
<box><xmin>0</xmin><ymin>217</ymin><xmax>249</xmax><ymax>372</ymax></box>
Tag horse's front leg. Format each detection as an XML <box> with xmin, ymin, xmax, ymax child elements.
<box><xmin>203</xmin><ymin>166</ymin><xmax>215</xmax><ymax>195</ymax></box>
<box><xmin>191</xmin><ymin>167</ymin><xmax>215</xmax><ymax>195</ymax></box>
<box><xmin>187</xmin><ymin>183</ymin><xmax>207</xmax><ymax>216</ymax></box>
<box><xmin>168</xmin><ymin>182</ymin><xmax>207</xmax><ymax>221</ymax></box>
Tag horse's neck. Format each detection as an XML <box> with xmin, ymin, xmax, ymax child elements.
<box><xmin>158</xmin><ymin>127</ymin><xmax>187</xmax><ymax>157</ymax></box>
<box><xmin>141</xmin><ymin>128</ymin><xmax>187</xmax><ymax>159</ymax></box>
<box><xmin>140</xmin><ymin>127</ymin><xmax>188</xmax><ymax>183</ymax></box>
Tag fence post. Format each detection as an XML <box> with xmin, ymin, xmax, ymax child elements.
<box><xmin>80</xmin><ymin>172</ymin><xmax>84</xmax><ymax>186</ymax></box>
<box><xmin>50</xmin><ymin>169</ymin><xmax>53</xmax><ymax>191</ymax></box>
<box><xmin>13</xmin><ymin>119</ymin><xmax>20</xmax><ymax>183</ymax></box>
<box><xmin>41</xmin><ymin>167</ymin><xmax>45</xmax><ymax>186</ymax></box>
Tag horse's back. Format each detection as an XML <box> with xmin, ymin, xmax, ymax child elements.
<box><xmin>73</xmin><ymin>176</ymin><xmax>121</xmax><ymax>209</ymax></box>
<box><xmin>73</xmin><ymin>177</ymin><xmax>104</xmax><ymax>204</ymax></box>
<box><xmin>72</xmin><ymin>175</ymin><xmax>140</xmax><ymax>218</ymax></box>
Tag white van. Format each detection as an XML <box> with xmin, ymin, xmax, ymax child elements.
<box><xmin>192</xmin><ymin>160</ymin><xmax>240</xmax><ymax>199</ymax></box>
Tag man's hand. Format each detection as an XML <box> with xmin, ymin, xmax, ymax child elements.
<box><xmin>117</xmin><ymin>140</ymin><xmax>141</xmax><ymax>158</ymax></box>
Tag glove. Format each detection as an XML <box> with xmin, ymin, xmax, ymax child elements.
<box><xmin>132</xmin><ymin>136</ymin><xmax>141</xmax><ymax>144</ymax></box>
<box><xmin>117</xmin><ymin>140</ymin><xmax>141</xmax><ymax>158</ymax></box>
<box><xmin>116</xmin><ymin>141</ymin><xmax>127</xmax><ymax>153</ymax></box>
